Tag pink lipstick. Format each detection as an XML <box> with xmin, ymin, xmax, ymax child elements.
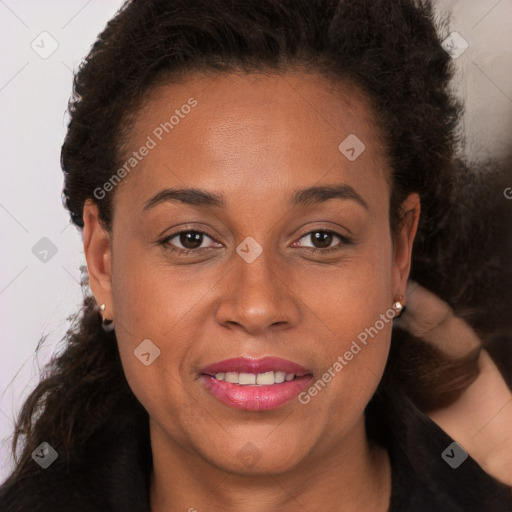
<box><xmin>199</xmin><ymin>356</ymin><xmax>314</xmax><ymax>411</ymax></box>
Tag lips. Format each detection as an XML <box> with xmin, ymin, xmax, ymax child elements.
<box><xmin>198</xmin><ymin>356</ymin><xmax>314</xmax><ymax>411</ymax></box>
<box><xmin>199</xmin><ymin>356</ymin><xmax>311</xmax><ymax>377</ymax></box>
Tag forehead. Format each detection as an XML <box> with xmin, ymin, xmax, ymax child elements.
<box><xmin>115</xmin><ymin>72</ymin><xmax>389</xmax><ymax>209</ymax></box>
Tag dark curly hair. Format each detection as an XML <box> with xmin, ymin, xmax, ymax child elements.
<box><xmin>1</xmin><ymin>0</ymin><xmax>511</xmax><ymax>505</ymax></box>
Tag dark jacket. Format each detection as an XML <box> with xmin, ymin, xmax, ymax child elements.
<box><xmin>0</xmin><ymin>383</ymin><xmax>510</xmax><ymax>511</ymax></box>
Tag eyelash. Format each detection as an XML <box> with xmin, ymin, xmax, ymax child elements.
<box><xmin>159</xmin><ymin>229</ymin><xmax>353</xmax><ymax>256</ymax></box>
<box><xmin>295</xmin><ymin>230</ymin><xmax>353</xmax><ymax>254</ymax></box>
<box><xmin>159</xmin><ymin>230</ymin><xmax>218</xmax><ymax>256</ymax></box>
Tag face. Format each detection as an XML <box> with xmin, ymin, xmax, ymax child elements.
<box><xmin>83</xmin><ymin>72</ymin><xmax>419</xmax><ymax>475</ymax></box>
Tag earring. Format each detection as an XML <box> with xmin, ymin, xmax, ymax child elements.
<box><xmin>99</xmin><ymin>304</ymin><xmax>115</xmax><ymax>332</ymax></box>
<box><xmin>392</xmin><ymin>295</ymin><xmax>406</xmax><ymax>319</ymax></box>
<box><xmin>102</xmin><ymin>318</ymin><xmax>115</xmax><ymax>332</ymax></box>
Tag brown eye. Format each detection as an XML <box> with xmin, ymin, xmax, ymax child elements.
<box><xmin>179</xmin><ymin>231</ymin><xmax>204</xmax><ymax>249</ymax></box>
<box><xmin>296</xmin><ymin>230</ymin><xmax>346</xmax><ymax>250</ymax></box>
<box><xmin>162</xmin><ymin>230</ymin><xmax>221</xmax><ymax>253</ymax></box>
<box><xmin>310</xmin><ymin>231</ymin><xmax>334</xmax><ymax>249</ymax></box>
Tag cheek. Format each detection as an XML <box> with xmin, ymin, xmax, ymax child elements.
<box><xmin>111</xmin><ymin>231</ymin><xmax>217</xmax><ymax>338</ymax></box>
<box><xmin>304</xmin><ymin>226</ymin><xmax>393</xmax><ymax>344</ymax></box>
<box><xmin>109</xmin><ymin>241</ymin><xmax>186</xmax><ymax>414</ymax></box>
<box><xmin>109</xmin><ymin>238</ymin><xmax>229</xmax><ymax>427</ymax></box>
<box><xmin>300</xmin><ymin>228</ymin><xmax>394</xmax><ymax>410</ymax></box>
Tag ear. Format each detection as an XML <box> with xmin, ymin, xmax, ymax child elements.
<box><xmin>392</xmin><ymin>192</ymin><xmax>420</xmax><ymax>301</ymax></box>
<box><xmin>82</xmin><ymin>199</ymin><xmax>114</xmax><ymax>319</ymax></box>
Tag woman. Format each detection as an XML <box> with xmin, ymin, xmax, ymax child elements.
<box><xmin>0</xmin><ymin>0</ymin><xmax>510</xmax><ymax>510</ymax></box>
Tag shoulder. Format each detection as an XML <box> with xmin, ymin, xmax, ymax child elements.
<box><xmin>0</xmin><ymin>413</ymin><xmax>152</xmax><ymax>512</ymax></box>
<box><xmin>367</xmin><ymin>383</ymin><xmax>512</xmax><ymax>512</ymax></box>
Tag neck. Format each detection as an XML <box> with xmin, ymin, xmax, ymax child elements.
<box><xmin>149</xmin><ymin>417</ymin><xmax>391</xmax><ymax>512</ymax></box>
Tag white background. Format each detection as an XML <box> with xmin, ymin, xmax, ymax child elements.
<box><xmin>1</xmin><ymin>0</ymin><xmax>511</xmax><ymax>482</ymax></box>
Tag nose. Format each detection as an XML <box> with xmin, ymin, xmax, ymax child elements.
<box><xmin>214</xmin><ymin>247</ymin><xmax>301</xmax><ymax>335</ymax></box>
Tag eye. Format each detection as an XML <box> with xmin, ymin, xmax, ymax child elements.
<box><xmin>160</xmin><ymin>230</ymin><xmax>221</xmax><ymax>254</ymax></box>
<box><xmin>292</xmin><ymin>229</ymin><xmax>352</xmax><ymax>253</ymax></box>
<box><xmin>159</xmin><ymin>228</ymin><xmax>352</xmax><ymax>257</ymax></box>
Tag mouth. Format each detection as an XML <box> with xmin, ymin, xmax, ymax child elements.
<box><xmin>198</xmin><ymin>356</ymin><xmax>314</xmax><ymax>411</ymax></box>
<box><xmin>204</xmin><ymin>370</ymin><xmax>301</xmax><ymax>385</ymax></box>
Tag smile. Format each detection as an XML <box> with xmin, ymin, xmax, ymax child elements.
<box><xmin>199</xmin><ymin>356</ymin><xmax>314</xmax><ymax>410</ymax></box>
<box><xmin>211</xmin><ymin>370</ymin><xmax>296</xmax><ymax>385</ymax></box>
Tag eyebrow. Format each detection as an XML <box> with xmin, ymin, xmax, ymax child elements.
<box><xmin>143</xmin><ymin>188</ymin><xmax>225</xmax><ymax>211</ymax></box>
<box><xmin>288</xmin><ymin>184</ymin><xmax>368</xmax><ymax>210</ymax></box>
<box><xmin>143</xmin><ymin>184</ymin><xmax>368</xmax><ymax>212</ymax></box>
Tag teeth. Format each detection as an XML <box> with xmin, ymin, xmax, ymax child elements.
<box><xmin>239</xmin><ymin>373</ymin><xmax>256</xmax><ymax>385</ymax></box>
<box><xmin>225</xmin><ymin>372</ymin><xmax>238</xmax><ymax>383</ymax></box>
<box><xmin>275</xmin><ymin>371</ymin><xmax>286</xmax><ymax>383</ymax></box>
<box><xmin>256</xmin><ymin>371</ymin><xmax>274</xmax><ymax>385</ymax></box>
<box><xmin>213</xmin><ymin>371</ymin><xmax>296</xmax><ymax>385</ymax></box>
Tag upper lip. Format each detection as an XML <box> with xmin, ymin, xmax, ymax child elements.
<box><xmin>199</xmin><ymin>356</ymin><xmax>312</xmax><ymax>377</ymax></box>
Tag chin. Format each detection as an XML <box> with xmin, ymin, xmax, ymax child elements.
<box><xmin>197</xmin><ymin>435</ymin><xmax>312</xmax><ymax>476</ymax></box>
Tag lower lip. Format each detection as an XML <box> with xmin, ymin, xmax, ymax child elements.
<box><xmin>200</xmin><ymin>374</ymin><xmax>314</xmax><ymax>411</ymax></box>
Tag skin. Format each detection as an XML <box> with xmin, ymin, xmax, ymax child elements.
<box><xmin>83</xmin><ymin>72</ymin><xmax>420</xmax><ymax>512</ymax></box>
<box><xmin>397</xmin><ymin>282</ymin><xmax>512</xmax><ymax>487</ymax></box>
